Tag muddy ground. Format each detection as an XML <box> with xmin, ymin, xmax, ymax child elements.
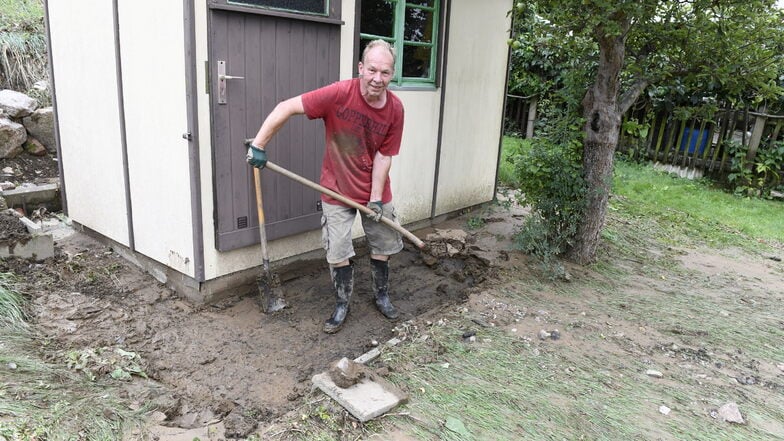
<box><xmin>0</xmin><ymin>209</ymin><xmax>511</xmax><ymax>437</ymax></box>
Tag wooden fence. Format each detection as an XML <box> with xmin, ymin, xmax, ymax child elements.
<box><xmin>505</xmin><ymin>94</ymin><xmax>537</xmax><ymax>138</ymax></box>
<box><xmin>503</xmin><ymin>96</ymin><xmax>784</xmax><ymax>178</ymax></box>
<box><xmin>617</xmin><ymin>108</ymin><xmax>784</xmax><ymax>177</ymax></box>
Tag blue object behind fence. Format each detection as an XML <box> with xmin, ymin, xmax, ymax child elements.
<box><xmin>680</xmin><ymin>127</ymin><xmax>709</xmax><ymax>155</ymax></box>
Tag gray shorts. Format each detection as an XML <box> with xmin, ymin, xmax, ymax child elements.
<box><xmin>321</xmin><ymin>201</ymin><xmax>404</xmax><ymax>264</ymax></box>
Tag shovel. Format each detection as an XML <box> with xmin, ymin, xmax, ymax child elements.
<box><xmin>252</xmin><ymin>167</ymin><xmax>288</xmax><ymax>313</ymax></box>
<box><xmin>263</xmin><ymin>160</ymin><xmax>426</xmax><ymax>249</ymax></box>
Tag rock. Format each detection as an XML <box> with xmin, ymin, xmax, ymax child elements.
<box><xmin>538</xmin><ymin>330</ymin><xmax>551</xmax><ymax>340</ymax></box>
<box><xmin>24</xmin><ymin>137</ymin><xmax>47</xmax><ymax>156</ymax></box>
<box><xmin>0</xmin><ymin>90</ymin><xmax>37</xmax><ymax>118</ymax></box>
<box><xmin>22</xmin><ymin>107</ymin><xmax>55</xmax><ymax>152</ymax></box>
<box><xmin>1</xmin><ymin>181</ymin><xmax>15</xmax><ymax>190</ymax></box>
<box><xmin>777</xmin><ymin>362</ymin><xmax>784</xmax><ymax>372</ymax></box>
<box><xmin>646</xmin><ymin>369</ymin><xmax>664</xmax><ymax>378</ymax></box>
<box><xmin>550</xmin><ymin>329</ymin><xmax>561</xmax><ymax>340</ymax></box>
<box><xmin>0</xmin><ymin>117</ymin><xmax>27</xmax><ymax>159</ymax></box>
<box><xmin>717</xmin><ymin>402</ymin><xmax>745</xmax><ymax>424</ymax></box>
<box><xmin>328</xmin><ymin>357</ymin><xmax>366</xmax><ymax>389</ymax></box>
<box><xmin>659</xmin><ymin>405</ymin><xmax>671</xmax><ymax>415</ymax></box>
<box><xmin>0</xmin><ymin>196</ymin><xmax>6</xmax><ymax>211</ymax></box>
<box><xmin>32</xmin><ymin>80</ymin><xmax>48</xmax><ymax>91</ymax></box>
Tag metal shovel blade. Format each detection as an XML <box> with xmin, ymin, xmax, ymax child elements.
<box><xmin>258</xmin><ymin>272</ymin><xmax>288</xmax><ymax>313</ymax></box>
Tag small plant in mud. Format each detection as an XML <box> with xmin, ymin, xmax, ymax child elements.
<box><xmin>65</xmin><ymin>347</ymin><xmax>148</xmax><ymax>381</ymax></box>
<box><xmin>466</xmin><ymin>216</ymin><xmax>485</xmax><ymax>230</ymax></box>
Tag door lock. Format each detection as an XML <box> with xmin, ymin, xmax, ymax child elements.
<box><xmin>217</xmin><ymin>60</ymin><xmax>244</xmax><ymax>104</ymax></box>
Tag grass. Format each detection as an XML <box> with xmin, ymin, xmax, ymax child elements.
<box><xmin>0</xmin><ymin>0</ymin><xmax>48</xmax><ymax>95</ymax></box>
<box><xmin>0</xmin><ymin>0</ymin><xmax>44</xmax><ymax>30</ymax></box>
<box><xmin>612</xmin><ymin>160</ymin><xmax>784</xmax><ymax>246</ymax></box>
<box><xmin>0</xmin><ymin>272</ymin><xmax>146</xmax><ymax>440</ymax></box>
<box><xmin>497</xmin><ymin>136</ymin><xmax>531</xmax><ymax>187</ymax></box>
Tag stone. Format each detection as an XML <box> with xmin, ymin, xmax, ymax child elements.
<box><xmin>0</xmin><ymin>89</ymin><xmax>37</xmax><ymax>118</ymax></box>
<box><xmin>329</xmin><ymin>357</ymin><xmax>365</xmax><ymax>389</ymax></box>
<box><xmin>717</xmin><ymin>402</ymin><xmax>744</xmax><ymax>424</ymax></box>
<box><xmin>659</xmin><ymin>405</ymin><xmax>671</xmax><ymax>415</ymax></box>
<box><xmin>646</xmin><ymin>369</ymin><xmax>664</xmax><ymax>378</ymax></box>
<box><xmin>0</xmin><ymin>117</ymin><xmax>27</xmax><ymax>159</ymax></box>
<box><xmin>22</xmin><ymin>107</ymin><xmax>55</xmax><ymax>152</ymax></box>
<box><xmin>32</xmin><ymin>80</ymin><xmax>48</xmax><ymax>91</ymax></box>
<box><xmin>538</xmin><ymin>329</ymin><xmax>551</xmax><ymax>340</ymax></box>
<box><xmin>354</xmin><ymin>348</ymin><xmax>381</xmax><ymax>365</ymax></box>
<box><xmin>24</xmin><ymin>137</ymin><xmax>47</xmax><ymax>156</ymax></box>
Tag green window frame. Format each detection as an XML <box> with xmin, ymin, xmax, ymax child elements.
<box><xmin>358</xmin><ymin>0</ymin><xmax>441</xmax><ymax>87</ymax></box>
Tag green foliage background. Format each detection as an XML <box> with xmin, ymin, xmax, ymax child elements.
<box><xmin>0</xmin><ymin>0</ymin><xmax>48</xmax><ymax>97</ymax></box>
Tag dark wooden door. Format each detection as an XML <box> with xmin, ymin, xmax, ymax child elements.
<box><xmin>209</xmin><ymin>7</ymin><xmax>340</xmax><ymax>251</ymax></box>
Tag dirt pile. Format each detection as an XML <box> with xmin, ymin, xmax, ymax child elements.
<box><xmin>0</xmin><ymin>209</ymin><xmax>29</xmax><ymax>242</ymax></box>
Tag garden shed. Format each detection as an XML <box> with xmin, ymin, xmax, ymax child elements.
<box><xmin>44</xmin><ymin>0</ymin><xmax>512</xmax><ymax>302</ymax></box>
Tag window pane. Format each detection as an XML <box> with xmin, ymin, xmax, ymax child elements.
<box><xmin>228</xmin><ymin>0</ymin><xmax>327</xmax><ymax>14</ymax></box>
<box><xmin>404</xmin><ymin>7</ymin><xmax>433</xmax><ymax>43</ymax></box>
<box><xmin>360</xmin><ymin>0</ymin><xmax>396</xmax><ymax>38</ymax></box>
<box><xmin>408</xmin><ymin>0</ymin><xmax>435</xmax><ymax>6</ymax></box>
<box><xmin>402</xmin><ymin>44</ymin><xmax>431</xmax><ymax>78</ymax></box>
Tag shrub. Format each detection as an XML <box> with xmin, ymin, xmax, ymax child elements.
<box><xmin>509</xmin><ymin>134</ymin><xmax>587</xmax><ymax>276</ymax></box>
<box><xmin>726</xmin><ymin>140</ymin><xmax>784</xmax><ymax>198</ymax></box>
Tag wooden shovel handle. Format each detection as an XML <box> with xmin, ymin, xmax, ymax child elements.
<box><xmin>253</xmin><ymin>167</ymin><xmax>271</xmax><ymax>270</ymax></box>
<box><xmin>264</xmin><ymin>161</ymin><xmax>425</xmax><ymax>249</ymax></box>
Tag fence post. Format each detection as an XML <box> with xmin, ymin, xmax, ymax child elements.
<box><xmin>526</xmin><ymin>98</ymin><xmax>537</xmax><ymax>139</ymax></box>
<box><xmin>746</xmin><ymin>105</ymin><xmax>767</xmax><ymax>164</ymax></box>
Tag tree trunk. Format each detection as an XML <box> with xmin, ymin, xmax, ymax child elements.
<box><xmin>567</xmin><ymin>24</ymin><xmax>628</xmax><ymax>264</ymax></box>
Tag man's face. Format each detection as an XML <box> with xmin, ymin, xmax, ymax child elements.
<box><xmin>358</xmin><ymin>46</ymin><xmax>394</xmax><ymax>102</ymax></box>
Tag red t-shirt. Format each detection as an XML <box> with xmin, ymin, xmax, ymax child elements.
<box><xmin>301</xmin><ymin>78</ymin><xmax>404</xmax><ymax>206</ymax></box>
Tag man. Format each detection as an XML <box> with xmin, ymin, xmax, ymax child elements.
<box><xmin>246</xmin><ymin>39</ymin><xmax>405</xmax><ymax>334</ymax></box>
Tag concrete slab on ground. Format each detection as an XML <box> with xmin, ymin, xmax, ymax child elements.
<box><xmin>0</xmin><ymin>233</ymin><xmax>53</xmax><ymax>260</ymax></box>
<box><xmin>312</xmin><ymin>372</ymin><xmax>408</xmax><ymax>422</ymax></box>
<box><xmin>0</xmin><ymin>215</ymin><xmax>54</xmax><ymax>260</ymax></box>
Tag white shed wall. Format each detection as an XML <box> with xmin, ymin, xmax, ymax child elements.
<box><xmin>435</xmin><ymin>0</ymin><xmax>511</xmax><ymax>215</ymax></box>
<box><xmin>48</xmin><ymin>0</ymin><xmax>129</xmax><ymax>244</ymax></box>
<box><xmin>117</xmin><ymin>1</ymin><xmax>195</xmax><ymax>276</ymax></box>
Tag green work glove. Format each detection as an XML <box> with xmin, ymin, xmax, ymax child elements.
<box><xmin>366</xmin><ymin>201</ymin><xmax>383</xmax><ymax>222</ymax></box>
<box><xmin>246</xmin><ymin>144</ymin><xmax>267</xmax><ymax>169</ymax></box>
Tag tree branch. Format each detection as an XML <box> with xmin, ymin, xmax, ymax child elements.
<box><xmin>619</xmin><ymin>78</ymin><xmax>649</xmax><ymax>114</ymax></box>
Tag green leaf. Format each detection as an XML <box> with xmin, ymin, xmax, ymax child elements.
<box><xmin>110</xmin><ymin>367</ymin><xmax>132</xmax><ymax>380</ymax></box>
<box><xmin>445</xmin><ymin>416</ymin><xmax>472</xmax><ymax>438</ymax></box>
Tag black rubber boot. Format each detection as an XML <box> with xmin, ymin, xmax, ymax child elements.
<box><xmin>323</xmin><ymin>263</ymin><xmax>353</xmax><ymax>334</ymax></box>
<box><xmin>371</xmin><ymin>258</ymin><xmax>399</xmax><ymax>319</ymax></box>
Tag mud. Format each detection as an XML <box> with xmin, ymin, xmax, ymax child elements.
<box><xmin>0</xmin><ymin>210</ymin><xmax>30</xmax><ymax>243</ymax></box>
<box><xmin>0</xmin><ymin>222</ymin><xmax>504</xmax><ymax>436</ymax></box>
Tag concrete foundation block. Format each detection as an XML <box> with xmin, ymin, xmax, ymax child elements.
<box><xmin>0</xmin><ymin>215</ymin><xmax>54</xmax><ymax>261</ymax></box>
<box><xmin>0</xmin><ymin>233</ymin><xmax>54</xmax><ymax>261</ymax></box>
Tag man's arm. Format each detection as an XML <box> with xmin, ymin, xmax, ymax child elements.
<box><xmin>369</xmin><ymin>151</ymin><xmax>392</xmax><ymax>202</ymax></box>
<box><xmin>250</xmin><ymin>96</ymin><xmax>305</xmax><ymax>149</ymax></box>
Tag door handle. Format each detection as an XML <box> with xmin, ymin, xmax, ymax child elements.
<box><xmin>217</xmin><ymin>60</ymin><xmax>243</xmax><ymax>104</ymax></box>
